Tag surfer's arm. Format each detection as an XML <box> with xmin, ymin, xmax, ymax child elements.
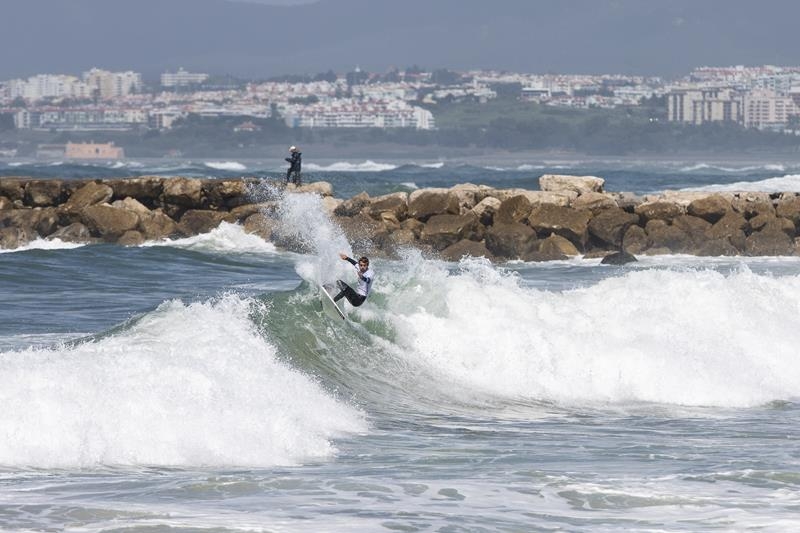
<box><xmin>340</xmin><ymin>253</ymin><xmax>357</xmax><ymax>265</ymax></box>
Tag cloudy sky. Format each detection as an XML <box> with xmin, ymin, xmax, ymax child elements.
<box><xmin>1</xmin><ymin>0</ymin><xmax>798</xmax><ymax>80</ymax></box>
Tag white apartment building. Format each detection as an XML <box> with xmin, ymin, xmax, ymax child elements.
<box><xmin>743</xmin><ymin>89</ymin><xmax>800</xmax><ymax>130</ymax></box>
<box><xmin>83</xmin><ymin>68</ymin><xmax>142</xmax><ymax>99</ymax></box>
<box><xmin>667</xmin><ymin>87</ymin><xmax>742</xmax><ymax>124</ymax></box>
<box><xmin>161</xmin><ymin>68</ymin><xmax>209</xmax><ymax>88</ymax></box>
<box><xmin>8</xmin><ymin>74</ymin><xmax>93</xmax><ymax>100</ymax></box>
<box><xmin>284</xmin><ymin>100</ymin><xmax>435</xmax><ymax>129</ymax></box>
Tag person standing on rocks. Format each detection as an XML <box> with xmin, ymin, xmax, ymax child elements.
<box><xmin>285</xmin><ymin>145</ymin><xmax>302</xmax><ymax>185</ymax></box>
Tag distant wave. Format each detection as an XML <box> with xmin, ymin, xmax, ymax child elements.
<box><xmin>420</xmin><ymin>162</ymin><xmax>445</xmax><ymax>169</ymax></box>
<box><xmin>304</xmin><ymin>160</ymin><xmax>398</xmax><ymax>172</ymax></box>
<box><xmin>204</xmin><ymin>161</ymin><xmax>247</xmax><ymax>171</ymax></box>
<box><xmin>400</xmin><ymin>182</ymin><xmax>419</xmax><ymax>190</ymax></box>
<box><xmin>0</xmin><ymin>238</ymin><xmax>85</xmax><ymax>254</ymax></box>
<box><xmin>680</xmin><ymin>173</ymin><xmax>800</xmax><ymax>193</ymax></box>
<box><xmin>679</xmin><ymin>162</ymin><xmax>788</xmax><ymax>173</ymax></box>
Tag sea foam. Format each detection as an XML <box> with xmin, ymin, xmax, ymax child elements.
<box><xmin>0</xmin><ymin>295</ymin><xmax>366</xmax><ymax>468</ymax></box>
<box><xmin>381</xmin><ymin>258</ymin><xmax>800</xmax><ymax>408</ymax></box>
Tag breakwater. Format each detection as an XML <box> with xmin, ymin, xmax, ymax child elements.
<box><xmin>2</xmin><ymin>174</ymin><xmax>800</xmax><ymax>261</ymax></box>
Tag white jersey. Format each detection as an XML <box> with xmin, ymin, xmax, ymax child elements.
<box><xmin>354</xmin><ymin>265</ymin><xmax>375</xmax><ymax>297</ymax></box>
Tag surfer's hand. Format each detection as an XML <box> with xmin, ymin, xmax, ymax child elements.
<box><xmin>339</xmin><ymin>253</ymin><xmax>348</xmax><ymax>260</ymax></box>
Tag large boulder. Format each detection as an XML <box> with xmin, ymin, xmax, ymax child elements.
<box><xmin>178</xmin><ymin>209</ymin><xmax>228</xmax><ymax>236</ymax></box>
<box><xmin>0</xmin><ymin>178</ymin><xmax>26</xmax><ymax>202</ymax></box>
<box><xmin>539</xmin><ymin>174</ymin><xmax>604</xmax><ymax>194</ymax></box>
<box><xmin>634</xmin><ymin>201</ymin><xmax>684</xmax><ymax>223</ymax></box>
<box><xmin>163</xmin><ymin>177</ymin><xmax>204</xmax><ymax>207</ymax></box>
<box><xmin>527</xmin><ymin>204</ymin><xmax>591</xmax><ymax>249</ymax></box>
<box><xmin>484</xmin><ymin>222</ymin><xmax>538</xmax><ymax>259</ymax></box>
<box><xmin>745</xmin><ymin>228</ymin><xmax>795</xmax><ymax>256</ymax></box>
<box><xmin>81</xmin><ymin>204</ymin><xmax>140</xmax><ymax>240</ymax></box>
<box><xmin>64</xmin><ymin>181</ymin><xmax>113</xmax><ymax>212</ymax></box>
<box><xmin>496</xmin><ymin>195</ymin><xmax>533</xmax><ymax>224</ymax></box>
<box><xmin>471</xmin><ymin>196</ymin><xmax>501</xmax><ymax>226</ymax></box>
<box><xmin>622</xmin><ymin>225</ymin><xmax>650</xmax><ymax>254</ymax></box>
<box><xmin>420</xmin><ymin>212</ymin><xmax>484</xmax><ymax>251</ymax></box>
<box><xmin>449</xmin><ymin>183</ymin><xmax>484</xmax><ymax>212</ymax></box>
<box><xmin>587</xmin><ymin>208</ymin><xmax>640</xmax><ymax>249</ymax></box>
<box><xmin>336</xmin><ymin>213</ymin><xmax>386</xmax><ymax>252</ymax></box>
<box><xmin>731</xmin><ymin>192</ymin><xmax>774</xmax><ymax>219</ymax></box>
<box><xmin>139</xmin><ymin>211</ymin><xmax>180</xmax><ymax>240</ymax></box>
<box><xmin>368</xmin><ymin>192</ymin><xmax>408</xmax><ymax>221</ymax></box>
<box><xmin>49</xmin><ymin>222</ymin><xmax>91</xmax><ymax>243</ymax></box>
<box><xmin>492</xmin><ymin>188</ymin><xmax>575</xmax><ymax>206</ymax></box>
<box><xmin>407</xmin><ymin>188</ymin><xmax>460</xmax><ymax>221</ymax></box>
<box><xmin>672</xmin><ymin>215</ymin><xmax>712</xmax><ymax>247</ymax></box>
<box><xmin>749</xmin><ymin>214</ymin><xmax>795</xmax><ymax>236</ymax></box>
<box><xmin>687</xmin><ymin>195</ymin><xmax>731</xmax><ymax>223</ymax></box>
<box><xmin>204</xmin><ymin>179</ymin><xmax>251</xmax><ymax>209</ymax></box>
<box><xmin>0</xmin><ymin>196</ymin><xmax>12</xmax><ymax>210</ymax></box>
<box><xmin>646</xmin><ymin>220</ymin><xmax>692</xmax><ymax>253</ymax></box>
<box><xmin>334</xmin><ymin>191</ymin><xmax>371</xmax><ymax>217</ymax></box>
<box><xmin>294</xmin><ymin>181</ymin><xmax>334</xmax><ymax>197</ymax></box>
<box><xmin>108</xmin><ymin>177</ymin><xmax>164</xmax><ymax>206</ymax></box>
<box><xmin>439</xmin><ymin>239</ymin><xmax>494</xmax><ymax>262</ymax></box>
<box><xmin>538</xmin><ymin>233</ymin><xmax>579</xmax><ymax>257</ymax></box>
<box><xmin>775</xmin><ymin>194</ymin><xmax>800</xmax><ymax>227</ymax></box>
<box><xmin>25</xmin><ymin>180</ymin><xmax>63</xmax><ymax>207</ymax></box>
<box><xmin>243</xmin><ymin>213</ymin><xmax>277</xmax><ymax>240</ymax></box>
<box><xmin>571</xmin><ymin>192</ymin><xmax>618</xmax><ymax>212</ymax></box>
<box><xmin>0</xmin><ymin>227</ymin><xmax>33</xmax><ymax>249</ymax></box>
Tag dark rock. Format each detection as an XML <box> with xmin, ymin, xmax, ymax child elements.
<box><xmin>484</xmin><ymin>222</ymin><xmax>538</xmax><ymax>259</ymax></box>
<box><xmin>334</xmin><ymin>191</ymin><xmax>370</xmax><ymax>217</ymax></box>
<box><xmin>745</xmin><ymin>228</ymin><xmax>794</xmax><ymax>256</ymax></box>
<box><xmin>528</xmin><ymin>204</ymin><xmax>591</xmax><ymax>249</ymax></box>
<box><xmin>368</xmin><ymin>192</ymin><xmax>408</xmax><ymax>221</ymax></box>
<box><xmin>420</xmin><ymin>212</ymin><xmax>483</xmax><ymax>251</ymax></box>
<box><xmin>25</xmin><ymin>180</ymin><xmax>63</xmax><ymax>207</ymax></box>
<box><xmin>407</xmin><ymin>189</ymin><xmax>460</xmax><ymax>221</ymax></box>
<box><xmin>600</xmin><ymin>251</ymin><xmax>638</xmax><ymax>264</ymax></box>
<box><xmin>139</xmin><ymin>211</ymin><xmax>180</xmax><ymax>240</ymax></box>
<box><xmin>687</xmin><ymin>195</ymin><xmax>731</xmax><ymax>223</ymax></box>
<box><xmin>622</xmin><ymin>225</ymin><xmax>650</xmax><ymax>254</ymax></box>
<box><xmin>117</xmin><ymin>230</ymin><xmax>145</xmax><ymax>246</ymax></box>
<box><xmin>49</xmin><ymin>222</ymin><xmax>91</xmax><ymax>243</ymax></box>
<box><xmin>587</xmin><ymin>208</ymin><xmax>640</xmax><ymax>249</ymax></box>
<box><xmin>440</xmin><ymin>239</ymin><xmax>494</xmax><ymax>261</ymax></box>
<box><xmin>496</xmin><ymin>195</ymin><xmax>533</xmax><ymax>225</ymax></box>
<box><xmin>64</xmin><ymin>181</ymin><xmax>113</xmax><ymax>212</ymax></box>
<box><xmin>177</xmin><ymin>209</ymin><xmax>227</xmax><ymax>236</ymax></box>
<box><xmin>81</xmin><ymin>205</ymin><xmax>140</xmax><ymax>240</ymax></box>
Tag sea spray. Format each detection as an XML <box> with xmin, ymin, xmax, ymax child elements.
<box><xmin>0</xmin><ymin>294</ymin><xmax>366</xmax><ymax>468</ymax></box>
<box><xmin>376</xmin><ymin>258</ymin><xmax>800</xmax><ymax>408</ymax></box>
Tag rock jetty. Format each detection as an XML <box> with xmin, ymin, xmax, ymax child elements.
<box><xmin>2</xmin><ymin>174</ymin><xmax>800</xmax><ymax>261</ymax></box>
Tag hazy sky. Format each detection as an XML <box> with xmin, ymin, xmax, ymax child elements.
<box><xmin>1</xmin><ymin>0</ymin><xmax>799</xmax><ymax>80</ymax></box>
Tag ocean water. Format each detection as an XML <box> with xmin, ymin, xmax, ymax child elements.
<box><xmin>1</xmin><ymin>157</ymin><xmax>800</xmax><ymax>532</ymax></box>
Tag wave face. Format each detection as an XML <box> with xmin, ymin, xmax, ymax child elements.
<box><xmin>263</xmin><ymin>190</ymin><xmax>800</xmax><ymax>412</ymax></box>
<box><xmin>0</xmin><ymin>295</ymin><xmax>366</xmax><ymax>469</ymax></box>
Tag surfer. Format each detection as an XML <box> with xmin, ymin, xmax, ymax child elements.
<box><xmin>285</xmin><ymin>145</ymin><xmax>302</xmax><ymax>185</ymax></box>
<box><xmin>333</xmin><ymin>253</ymin><xmax>374</xmax><ymax>307</ymax></box>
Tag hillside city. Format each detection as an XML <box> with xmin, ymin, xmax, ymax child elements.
<box><xmin>2</xmin><ymin>65</ymin><xmax>800</xmax><ymax>157</ymax></box>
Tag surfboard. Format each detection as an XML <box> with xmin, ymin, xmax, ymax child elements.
<box><xmin>320</xmin><ymin>283</ymin><xmax>346</xmax><ymax>321</ymax></box>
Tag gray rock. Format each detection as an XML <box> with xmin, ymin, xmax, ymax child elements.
<box><xmin>64</xmin><ymin>182</ymin><xmax>113</xmax><ymax>212</ymax></box>
<box><xmin>25</xmin><ymin>180</ymin><xmax>63</xmax><ymax>207</ymax></box>
<box><xmin>587</xmin><ymin>208</ymin><xmax>640</xmax><ymax>249</ymax></box>
<box><xmin>334</xmin><ymin>191</ymin><xmax>370</xmax><ymax>217</ymax></box>
<box><xmin>528</xmin><ymin>204</ymin><xmax>591</xmax><ymax>250</ymax></box>
<box><xmin>439</xmin><ymin>239</ymin><xmax>494</xmax><ymax>262</ymax></box>
<box><xmin>484</xmin><ymin>222</ymin><xmax>538</xmax><ymax>259</ymax></box>
<box><xmin>407</xmin><ymin>189</ymin><xmax>460</xmax><ymax>221</ymax></box>
<box><xmin>496</xmin><ymin>195</ymin><xmax>533</xmax><ymax>224</ymax></box>
<box><xmin>420</xmin><ymin>213</ymin><xmax>483</xmax><ymax>251</ymax></box>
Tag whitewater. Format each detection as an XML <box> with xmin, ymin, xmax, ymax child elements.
<box><xmin>1</xmin><ymin>157</ymin><xmax>800</xmax><ymax>531</ymax></box>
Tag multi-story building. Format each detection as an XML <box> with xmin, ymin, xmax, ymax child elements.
<box><xmin>161</xmin><ymin>68</ymin><xmax>209</xmax><ymax>88</ymax></box>
<box><xmin>284</xmin><ymin>99</ymin><xmax>434</xmax><ymax>129</ymax></box>
<box><xmin>743</xmin><ymin>89</ymin><xmax>800</xmax><ymax>130</ymax></box>
<box><xmin>83</xmin><ymin>68</ymin><xmax>142</xmax><ymax>99</ymax></box>
<box><xmin>667</xmin><ymin>87</ymin><xmax>742</xmax><ymax>125</ymax></box>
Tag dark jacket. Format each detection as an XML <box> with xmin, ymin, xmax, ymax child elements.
<box><xmin>285</xmin><ymin>151</ymin><xmax>302</xmax><ymax>172</ymax></box>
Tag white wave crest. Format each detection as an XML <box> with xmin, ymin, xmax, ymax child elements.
<box><xmin>680</xmin><ymin>162</ymin><xmax>788</xmax><ymax>173</ymax></box>
<box><xmin>144</xmin><ymin>222</ymin><xmax>276</xmax><ymax>254</ymax></box>
<box><xmin>680</xmin><ymin>173</ymin><xmax>800</xmax><ymax>193</ymax></box>
<box><xmin>0</xmin><ymin>295</ymin><xmax>366</xmax><ymax>468</ymax></box>
<box><xmin>382</xmin><ymin>260</ymin><xmax>800</xmax><ymax>408</ymax></box>
<box><xmin>304</xmin><ymin>160</ymin><xmax>397</xmax><ymax>172</ymax></box>
<box><xmin>0</xmin><ymin>238</ymin><xmax>85</xmax><ymax>254</ymax></box>
<box><xmin>204</xmin><ymin>161</ymin><xmax>247</xmax><ymax>171</ymax></box>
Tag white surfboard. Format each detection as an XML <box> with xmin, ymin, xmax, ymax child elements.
<box><xmin>320</xmin><ymin>284</ymin><xmax>346</xmax><ymax>321</ymax></box>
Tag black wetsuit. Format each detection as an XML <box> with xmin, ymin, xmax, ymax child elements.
<box><xmin>285</xmin><ymin>151</ymin><xmax>302</xmax><ymax>185</ymax></box>
<box><xmin>333</xmin><ymin>257</ymin><xmax>374</xmax><ymax>307</ymax></box>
